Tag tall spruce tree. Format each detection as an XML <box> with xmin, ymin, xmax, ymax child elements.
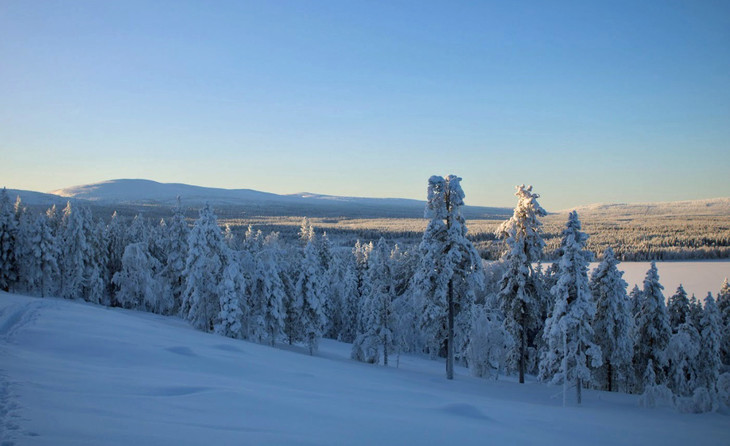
<box><xmin>697</xmin><ymin>293</ymin><xmax>722</xmax><ymax>395</ymax></box>
<box><xmin>667</xmin><ymin>285</ymin><xmax>691</xmax><ymax>332</ymax></box>
<box><xmin>215</xmin><ymin>262</ymin><xmax>246</xmax><ymax>339</ymax></box>
<box><xmin>352</xmin><ymin>238</ymin><xmax>396</xmax><ymax>365</ymax></box>
<box><xmin>539</xmin><ymin>211</ymin><xmax>601</xmax><ymax>404</ymax></box>
<box><xmin>165</xmin><ymin>201</ymin><xmax>190</xmax><ymax>315</ymax></box>
<box><xmin>0</xmin><ymin>188</ymin><xmax>18</xmax><ymax>292</ymax></box>
<box><xmin>717</xmin><ymin>278</ymin><xmax>730</xmax><ymax>365</ymax></box>
<box><xmin>183</xmin><ymin>204</ymin><xmax>227</xmax><ymax>332</ymax></box>
<box><xmin>411</xmin><ymin>175</ymin><xmax>483</xmax><ymax>379</ymax></box>
<box><xmin>590</xmin><ymin>247</ymin><xmax>633</xmax><ymax>392</ymax></box>
<box><xmin>497</xmin><ymin>185</ymin><xmax>547</xmax><ymax>383</ymax></box>
<box><xmin>633</xmin><ymin>262</ymin><xmax>671</xmax><ymax>391</ymax></box>
<box><xmin>296</xmin><ymin>236</ymin><xmax>326</xmax><ymax>355</ymax></box>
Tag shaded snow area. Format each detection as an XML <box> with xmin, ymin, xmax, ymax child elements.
<box><xmin>1</xmin><ymin>293</ymin><xmax>728</xmax><ymax>446</ymax></box>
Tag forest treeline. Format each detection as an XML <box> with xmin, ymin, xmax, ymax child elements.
<box><xmin>1</xmin><ymin>182</ymin><xmax>729</xmax><ymax>413</ymax></box>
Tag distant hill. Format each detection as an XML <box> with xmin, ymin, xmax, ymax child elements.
<box><xmin>46</xmin><ymin>179</ymin><xmax>512</xmax><ymax>219</ymax></box>
<box><xmin>557</xmin><ymin>198</ymin><xmax>730</xmax><ymax>218</ymax></box>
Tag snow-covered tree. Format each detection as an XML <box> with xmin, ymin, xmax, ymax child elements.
<box><xmin>60</xmin><ymin>202</ymin><xmax>88</xmax><ymax>300</ymax></box>
<box><xmin>164</xmin><ymin>202</ymin><xmax>189</xmax><ymax>315</ymax></box>
<box><xmin>688</xmin><ymin>293</ymin><xmax>703</xmax><ymax>328</ymax></box>
<box><xmin>411</xmin><ymin>175</ymin><xmax>483</xmax><ymax>379</ymax></box>
<box><xmin>183</xmin><ymin>204</ymin><xmax>227</xmax><ymax>332</ymax></box>
<box><xmin>248</xmin><ymin>233</ymin><xmax>288</xmax><ymax>345</ymax></box>
<box><xmin>697</xmin><ymin>293</ymin><xmax>722</xmax><ymax>396</ymax></box>
<box><xmin>633</xmin><ymin>262</ymin><xmax>671</xmax><ymax>391</ymax></box>
<box><xmin>468</xmin><ymin>304</ymin><xmax>513</xmax><ymax>380</ymax></box>
<box><xmin>667</xmin><ymin>285</ymin><xmax>691</xmax><ymax>332</ymax></box>
<box><xmin>0</xmin><ymin>188</ymin><xmax>18</xmax><ymax>292</ymax></box>
<box><xmin>104</xmin><ymin>211</ymin><xmax>127</xmax><ymax>305</ymax></box>
<box><xmin>352</xmin><ymin>238</ymin><xmax>396</xmax><ymax>365</ymax></box>
<box><xmin>629</xmin><ymin>284</ymin><xmax>642</xmax><ymax>318</ymax></box>
<box><xmin>112</xmin><ymin>242</ymin><xmax>159</xmax><ymax>311</ymax></box>
<box><xmin>215</xmin><ymin>262</ymin><xmax>246</xmax><ymax>339</ymax></box>
<box><xmin>539</xmin><ymin>211</ymin><xmax>601</xmax><ymax>404</ymax></box>
<box><xmin>717</xmin><ymin>278</ymin><xmax>730</xmax><ymax>365</ymax></box>
<box><xmin>14</xmin><ymin>208</ymin><xmax>35</xmax><ymax>294</ymax></box>
<box><xmin>28</xmin><ymin>213</ymin><xmax>60</xmax><ymax>297</ymax></box>
<box><xmin>496</xmin><ymin>184</ymin><xmax>547</xmax><ymax>383</ymax></box>
<box><xmin>126</xmin><ymin>214</ymin><xmax>149</xmax><ymax>246</ymax></box>
<box><xmin>338</xmin><ymin>252</ymin><xmax>361</xmax><ymax>344</ymax></box>
<box><xmin>666</xmin><ymin>321</ymin><xmax>701</xmax><ymax>397</ymax></box>
<box><xmin>590</xmin><ymin>247</ymin><xmax>633</xmax><ymax>392</ymax></box>
<box><xmin>296</xmin><ymin>236</ymin><xmax>326</xmax><ymax>355</ymax></box>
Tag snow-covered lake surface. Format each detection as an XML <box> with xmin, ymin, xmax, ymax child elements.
<box><xmin>613</xmin><ymin>261</ymin><xmax>729</xmax><ymax>298</ymax></box>
<box><xmin>539</xmin><ymin>261</ymin><xmax>729</xmax><ymax>300</ymax></box>
<box><xmin>1</xmin><ymin>292</ymin><xmax>728</xmax><ymax>445</ymax></box>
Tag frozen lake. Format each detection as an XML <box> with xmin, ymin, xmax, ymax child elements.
<box><xmin>608</xmin><ymin>261</ymin><xmax>729</xmax><ymax>299</ymax></box>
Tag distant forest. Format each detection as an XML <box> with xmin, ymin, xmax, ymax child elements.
<box><xmin>220</xmin><ymin>213</ymin><xmax>730</xmax><ymax>262</ymax></box>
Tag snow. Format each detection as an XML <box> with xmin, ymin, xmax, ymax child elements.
<box><xmin>536</xmin><ymin>261</ymin><xmax>730</xmax><ymax>301</ymax></box>
<box><xmin>601</xmin><ymin>261</ymin><xmax>730</xmax><ymax>300</ymax></box>
<box><xmin>1</xmin><ymin>292</ymin><xmax>728</xmax><ymax>445</ymax></box>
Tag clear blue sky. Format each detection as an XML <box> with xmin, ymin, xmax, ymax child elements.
<box><xmin>1</xmin><ymin>0</ymin><xmax>728</xmax><ymax>210</ymax></box>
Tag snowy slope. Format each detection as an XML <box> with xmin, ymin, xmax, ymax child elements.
<box><xmin>1</xmin><ymin>293</ymin><xmax>727</xmax><ymax>446</ymax></box>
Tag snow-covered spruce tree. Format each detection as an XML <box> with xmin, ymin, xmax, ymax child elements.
<box><xmin>496</xmin><ymin>184</ymin><xmax>547</xmax><ymax>383</ymax></box>
<box><xmin>257</xmin><ymin>234</ymin><xmax>287</xmax><ymax>346</ymax></box>
<box><xmin>718</xmin><ymin>278</ymin><xmax>730</xmax><ymax>365</ymax></box>
<box><xmin>296</xmin><ymin>236</ymin><xmax>326</xmax><ymax>355</ymax></box>
<box><xmin>104</xmin><ymin>211</ymin><xmax>127</xmax><ymax>306</ymax></box>
<box><xmin>14</xmin><ymin>207</ymin><xmax>35</xmax><ymax>294</ymax></box>
<box><xmin>633</xmin><ymin>262</ymin><xmax>671</xmax><ymax>392</ymax></box>
<box><xmin>638</xmin><ymin>359</ymin><xmax>673</xmax><ymax>409</ymax></box>
<box><xmin>688</xmin><ymin>293</ymin><xmax>703</xmax><ymax>328</ymax></box>
<box><xmin>667</xmin><ymin>285</ymin><xmax>691</xmax><ymax>332</ymax></box>
<box><xmin>0</xmin><ymin>188</ymin><xmax>19</xmax><ymax>292</ymax></box>
<box><xmin>352</xmin><ymin>238</ymin><xmax>396</xmax><ymax>365</ymax></box>
<box><xmin>318</xmin><ymin>232</ymin><xmax>340</xmax><ymax>339</ymax></box>
<box><xmin>666</xmin><ymin>320</ymin><xmax>700</xmax><ymax>397</ymax></box>
<box><xmin>86</xmin><ymin>213</ymin><xmax>109</xmax><ymax>306</ymax></box>
<box><xmin>165</xmin><ymin>201</ymin><xmax>189</xmax><ymax>315</ymax></box>
<box><xmin>215</xmin><ymin>262</ymin><xmax>246</xmax><ymax>339</ymax></box>
<box><xmin>112</xmin><ymin>242</ymin><xmax>159</xmax><ymax>311</ymax></box>
<box><xmin>539</xmin><ymin>211</ymin><xmax>601</xmax><ymax>404</ymax></box>
<box><xmin>411</xmin><ymin>175</ymin><xmax>483</xmax><ymax>379</ymax></box>
<box><xmin>126</xmin><ymin>214</ymin><xmax>150</xmax><ymax>246</ymax></box>
<box><xmin>697</xmin><ymin>293</ymin><xmax>722</xmax><ymax>397</ymax></box>
<box><xmin>60</xmin><ymin>202</ymin><xmax>89</xmax><ymax>300</ymax></box>
<box><xmin>468</xmin><ymin>303</ymin><xmax>513</xmax><ymax>380</ymax></box>
<box><xmin>629</xmin><ymin>284</ymin><xmax>642</xmax><ymax>318</ymax></box>
<box><xmin>590</xmin><ymin>247</ymin><xmax>633</xmax><ymax>392</ymax></box>
<box><xmin>28</xmin><ymin>213</ymin><xmax>60</xmax><ymax>297</ymax></box>
<box><xmin>338</xmin><ymin>251</ymin><xmax>360</xmax><ymax>344</ymax></box>
<box><xmin>183</xmin><ymin>204</ymin><xmax>228</xmax><ymax>332</ymax></box>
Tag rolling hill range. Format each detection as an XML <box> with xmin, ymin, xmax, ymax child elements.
<box><xmin>46</xmin><ymin>179</ymin><xmax>512</xmax><ymax>219</ymax></box>
<box><xmin>4</xmin><ymin>179</ymin><xmax>729</xmax><ymax>221</ymax></box>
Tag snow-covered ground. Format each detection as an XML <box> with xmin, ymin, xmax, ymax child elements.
<box><xmin>1</xmin><ymin>292</ymin><xmax>728</xmax><ymax>446</ymax></box>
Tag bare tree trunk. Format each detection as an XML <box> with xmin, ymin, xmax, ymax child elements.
<box><xmin>577</xmin><ymin>378</ymin><xmax>582</xmax><ymax>405</ymax></box>
<box><xmin>607</xmin><ymin>361</ymin><xmax>613</xmax><ymax>392</ymax></box>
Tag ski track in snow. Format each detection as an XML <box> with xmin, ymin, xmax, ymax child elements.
<box><xmin>0</xmin><ymin>298</ymin><xmax>45</xmax><ymax>445</ymax></box>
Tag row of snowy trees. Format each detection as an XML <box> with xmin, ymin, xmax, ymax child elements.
<box><xmin>481</xmin><ymin>185</ymin><xmax>729</xmax><ymax>410</ymax></box>
<box><xmin>2</xmin><ymin>182</ymin><xmax>729</xmax><ymax>411</ymax></box>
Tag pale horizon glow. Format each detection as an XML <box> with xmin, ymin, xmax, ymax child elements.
<box><xmin>1</xmin><ymin>1</ymin><xmax>729</xmax><ymax>210</ymax></box>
